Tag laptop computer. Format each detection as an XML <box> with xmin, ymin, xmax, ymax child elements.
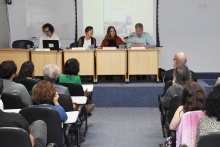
<box><xmin>42</xmin><ymin>40</ymin><xmax>60</xmax><ymax>50</ymax></box>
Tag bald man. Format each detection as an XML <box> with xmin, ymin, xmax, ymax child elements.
<box><xmin>163</xmin><ymin>52</ymin><xmax>197</xmax><ymax>84</ymax></box>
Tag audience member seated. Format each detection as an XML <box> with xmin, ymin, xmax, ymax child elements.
<box><xmin>42</xmin><ymin>63</ymin><xmax>70</xmax><ymax>95</ymax></box>
<box><xmin>161</xmin><ymin>64</ymin><xmax>191</xmax><ymax>108</ymax></box>
<box><xmin>163</xmin><ymin>52</ymin><xmax>197</xmax><ymax>84</ymax></box>
<box><xmin>99</xmin><ymin>26</ymin><xmax>124</xmax><ymax>48</ymax></box>
<box><xmin>0</xmin><ymin>60</ymin><xmax>32</xmax><ymax>107</ymax></box>
<box><xmin>169</xmin><ymin>81</ymin><xmax>205</xmax><ymax>131</ymax></box>
<box><xmin>0</xmin><ymin>78</ymin><xmax>47</xmax><ymax>147</ymax></box>
<box><xmin>16</xmin><ymin>61</ymin><xmax>40</xmax><ymax>81</ymax></box>
<box><xmin>77</xmin><ymin>26</ymin><xmax>96</xmax><ymax>48</ymax></box>
<box><xmin>59</xmin><ymin>58</ymin><xmax>81</xmax><ymax>84</ymax></box>
<box><xmin>59</xmin><ymin>58</ymin><xmax>95</xmax><ymax>115</ymax></box>
<box><xmin>196</xmin><ymin>84</ymin><xmax>220</xmax><ymax>146</ymax></box>
<box><xmin>168</xmin><ymin>82</ymin><xmax>205</xmax><ymax>146</ymax></box>
<box><xmin>32</xmin><ymin>80</ymin><xmax>68</xmax><ymax>145</ymax></box>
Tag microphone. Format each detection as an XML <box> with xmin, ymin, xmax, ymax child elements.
<box><xmin>124</xmin><ymin>35</ymin><xmax>133</xmax><ymax>39</ymax></box>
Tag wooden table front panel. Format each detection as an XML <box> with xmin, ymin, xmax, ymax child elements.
<box><xmin>31</xmin><ymin>51</ymin><xmax>63</xmax><ymax>76</ymax></box>
<box><xmin>63</xmin><ymin>50</ymin><xmax>94</xmax><ymax>76</ymax></box>
<box><xmin>128</xmin><ymin>49</ymin><xmax>159</xmax><ymax>75</ymax></box>
<box><xmin>0</xmin><ymin>49</ymin><xmax>30</xmax><ymax>74</ymax></box>
<box><xmin>96</xmin><ymin>49</ymin><xmax>127</xmax><ymax>75</ymax></box>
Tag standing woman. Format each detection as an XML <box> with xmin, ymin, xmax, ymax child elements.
<box><xmin>77</xmin><ymin>26</ymin><xmax>96</xmax><ymax>48</ymax></box>
<box><xmin>100</xmin><ymin>26</ymin><xmax>124</xmax><ymax>48</ymax></box>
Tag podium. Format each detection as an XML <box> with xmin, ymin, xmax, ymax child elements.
<box><xmin>30</xmin><ymin>50</ymin><xmax>63</xmax><ymax>76</ymax></box>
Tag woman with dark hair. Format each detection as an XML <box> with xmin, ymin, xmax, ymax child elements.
<box><xmin>196</xmin><ymin>85</ymin><xmax>220</xmax><ymax>146</ymax></box>
<box><xmin>17</xmin><ymin>61</ymin><xmax>35</xmax><ymax>79</ymax></box>
<box><xmin>99</xmin><ymin>26</ymin><xmax>124</xmax><ymax>48</ymax></box>
<box><xmin>169</xmin><ymin>81</ymin><xmax>205</xmax><ymax>130</ymax></box>
<box><xmin>59</xmin><ymin>58</ymin><xmax>81</xmax><ymax>84</ymax></box>
<box><xmin>77</xmin><ymin>26</ymin><xmax>96</xmax><ymax>48</ymax></box>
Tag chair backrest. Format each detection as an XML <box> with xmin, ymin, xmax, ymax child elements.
<box><xmin>59</xmin><ymin>83</ymin><xmax>84</xmax><ymax>96</ymax></box>
<box><xmin>162</xmin><ymin>80</ymin><xmax>173</xmax><ymax>96</ymax></box>
<box><xmin>197</xmin><ymin>133</ymin><xmax>220</xmax><ymax>147</ymax></box>
<box><xmin>14</xmin><ymin>79</ymin><xmax>38</xmax><ymax>94</ymax></box>
<box><xmin>167</xmin><ymin>96</ymin><xmax>180</xmax><ymax>123</ymax></box>
<box><xmin>58</xmin><ymin>93</ymin><xmax>74</xmax><ymax>112</ymax></box>
<box><xmin>0</xmin><ymin>127</ymin><xmax>32</xmax><ymax>147</ymax></box>
<box><xmin>19</xmin><ymin>107</ymin><xmax>63</xmax><ymax>146</ymax></box>
<box><xmin>70</xmin><ymin>42</ymin><xmax>77</xmax><ymax>48</ymax></box>
<box><xmin>12</xmin><ymin>40</ymin><xmax>34</xmax><ymax>49</ymax></box>
<box><xmin>176</xmin><ymin>110</ymin><xmax>205</xmax><ymax>147</ymax></box>
<box><xmin>1</xmin><ymin>93</ymin><xmax>25</xmax><ymax>109</ymax></box>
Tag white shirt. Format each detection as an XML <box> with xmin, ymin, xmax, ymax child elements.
<box><xmin>83</xmin><ymin>38</ymin><xmax>91</xmax><ymax>49</ymax></box>
<box><xmin>39</xmin><ymin>33</ymin><xmax>61</xmax><ymax>49</ymax></box>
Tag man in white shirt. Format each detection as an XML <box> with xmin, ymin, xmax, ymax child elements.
<box><xmin>39</xmin><ymin>23</ymin><xmax>61</xmax><ymax>49</ymax></box>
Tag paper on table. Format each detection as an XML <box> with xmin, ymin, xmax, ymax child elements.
<box><xmin>130</xmin><ymin>47</ymin><xmax>145</xmax><ymax>50</ymax></box>
<box><xmin>64</xmin><ymin>111</ymin><xmax>79</xmax><ymax>124</ymax></box>
<box><xmin>82</xmin><ymin>84</ymin><xmax>93</xmax><ymax>92</ymax></box>
<box><xmin>102</xmin><ymin>47</ymin><xmax>116</xmax><ymax>50</ymax></box>
<box><xmin>71</xmin><ymin>96</ymin><xmax>87</xmax><ymax>104</ymax></box>
<box><xmin>3</xmin><ymin>109</ymin><xmax>21</xmax><ymax>113</ymax></box>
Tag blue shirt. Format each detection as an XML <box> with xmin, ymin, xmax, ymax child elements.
<box><xmin>126</xmin><ymin>32</ymin><xmax>156</xmax><ymax>48</ymax></box>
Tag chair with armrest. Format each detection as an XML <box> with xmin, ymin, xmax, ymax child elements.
<box><xmin>59</xmin><ymin>83</ymin><xmax>88</xmax><ymax>136</ymax></box>
<box><xmin>1</xmin><ymin>93</ymin><xmax>25</xmax><ymax>109</ymax></box>
<box><xmin>14</xmin><ymin>79</ymin><xmax>39</xmax><ymax>95</ymax></box>
<box><xmin>197</xmin><ymin>133</ymin><xmax>220</xmax><ymax>147</ymax></box>
<box><xmin>165</xmin><ymin>96</ymin><xmax>180</xmax><ymax>147</ymax></box>
<box><xmin>12</xmin><ymin>40</ymin><xmax>34</xmax><ymax>49</ymax></box>
<box><xmin>59</xmin><ymin>83</ymin><xmax>84</xmax><ymax>96</ymax></box>
<box><xmin>59</xmin><ymin>82</ymin><xmax>93</xmax><ymax>104</ymax></box>
<box><xmin>158</xmin><ymin>80</ymin><xmax>173</xmax><ymax>137</ymax></box>
<box><xmin>58</xmin><ymin>93</ymin><xmax>74</xmax><ymax>112</ymax></box>
<box><xmin>0</xmin><ymin>127</ymin><xmax>32</xmax><ymax>147</ymax></box>
<box><xmin>19</xmin><ymin>107</ymin><xmax>68</xmax><ymax>146</ymax></box>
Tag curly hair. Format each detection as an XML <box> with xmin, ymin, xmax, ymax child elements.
<box><xmin>204</xmin><ymin>84</ymin><xmax>220</xmax><ymax>121</ymax></box>
<box><xmin>32</xmin><ymin>80</ymin><xmax>56</xmax><ymax>104</ymax></box>
<box><xmin>17</xmin><ymin>61</ymin><xmax>34</xmax><ymax>79</ymax></box>
<box><xmin>180</xmin><ymin>81</ymin><xmax>205</xmax><ymax>113</ymax></box>
<box><xmin>42</xmin><ymin>23</ymin><xmax>54</xmax><ymax>33</ymax></box>
<box><xmin>63</xmin><ymin>58</ymin><xmax>80</xmax><ymax>76</ymax></box>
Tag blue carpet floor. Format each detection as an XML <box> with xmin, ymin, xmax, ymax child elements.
<box><xmin>81</xmin><ymin>107</ymin><xmax>165</xmax><ymax>147</ymax></box>
<box><xmin>91</xmin><ymin>79</ymin><xmax>213</xmax><ymax>107</ymax></box>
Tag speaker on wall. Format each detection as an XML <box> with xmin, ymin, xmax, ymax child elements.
<box><xmin>6</xmin><ymin>0</ymin><xmax>12</xmax><ymax>5</ymax></box>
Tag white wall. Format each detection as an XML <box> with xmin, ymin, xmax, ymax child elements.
<box><xmin>6</xmin><ymin>0</ymin><xmax>220</xmax><ymax>72</ymax></box>
<box><xmin>159</xmin><ymin>0</ymin><xmax>220</xmax><ymax>72</ymax></box>
<box><xmin>0</xmin><ymin>0</ymin><xmax>10</xmax><ymax>48</ymax></box>
<box><xmin>7</xmin><ymin>0</ymin><xmax>75</xmax><ymax>49</ymax></box>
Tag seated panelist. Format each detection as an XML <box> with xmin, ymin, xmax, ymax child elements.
<box><xmin>77</xmin><ymin>26</ymin><xmax>96</xmax><ymax>48</ymax></box>
<box><xmin>39</xmin><ymin>23</ymin><xmax>61</xmax><ymax>49</ymax></box>
<box><xmin>126</xmin><ymin>23</ymin><xmax>155</xmax><ymax>48</ymax></box>
<box><xmin>99</xmin><ymin>26</ymin><xmax>124</xmax><ymax>48</ymax></box>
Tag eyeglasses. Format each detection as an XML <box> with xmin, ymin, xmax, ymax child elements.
<box><xmin>43</xmin><ymin>30</ymin><xmax>50</xmax><ymax>33</ymax></box>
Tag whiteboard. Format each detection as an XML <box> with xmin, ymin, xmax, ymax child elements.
<box><xmin>25</xmin><ymin>0</ymin><xmax>76</xmax><ymax>40</ymax></box>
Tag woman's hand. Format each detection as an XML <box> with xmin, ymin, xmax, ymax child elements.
<box><xmin>53</xmin><ymin>92</ymin><xmax>59</xmax><ymax>105</ymax></box>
